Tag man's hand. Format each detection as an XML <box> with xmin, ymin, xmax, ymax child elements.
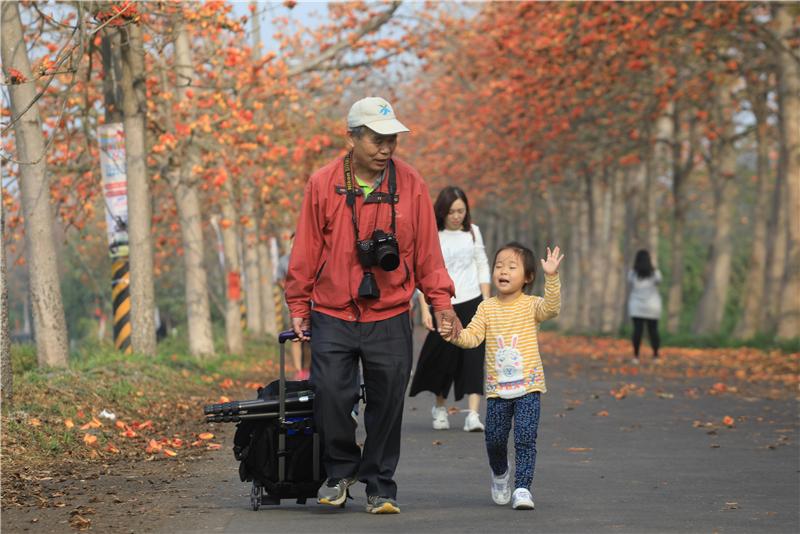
<box><xmin>291</xmin><ymin>317</ymin><xmax>311</xmax><ymax>341</ymax></box>
<box><xmin>434</xmin><ymin>308</ymin><xmax>462</xmax><ymax>339</ymax></box>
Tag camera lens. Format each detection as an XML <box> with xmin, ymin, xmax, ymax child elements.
<box><xmin>376</xmin><ymin>243</ymin><xmax>400</xmax><ymax>271</ymax></box>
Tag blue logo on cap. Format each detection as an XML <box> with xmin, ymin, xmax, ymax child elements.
<box><xmin>378</xmin><ymin>104</ymin><xmax>391</xmax><ymax>116</ymax></box>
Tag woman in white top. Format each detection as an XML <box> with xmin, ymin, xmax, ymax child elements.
<box><xmin>409</xmin><ymin>186</ymin><xmax>491</xmax><ymax>432</ymax></box>
<box><xmin>627</xmin><ymin>249</ymin><xmax>662</xmax><ymax>364</ymax></box>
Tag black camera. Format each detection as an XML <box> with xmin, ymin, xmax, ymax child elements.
<box><xmin>356</xmin><ymin>229</ymin><xmax>400</xmax><ymax>272</ymax></box>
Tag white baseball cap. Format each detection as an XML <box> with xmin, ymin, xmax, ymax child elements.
<box><xmin>347</xmin><ymin>97</ymin><xmax>410</xmax><ymax>135</ymax></box>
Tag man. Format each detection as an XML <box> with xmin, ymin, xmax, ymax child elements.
<box><xmin>285</xmin><ymin>97</ymin><xmax>462</xmax><ymax>514</ymax></box>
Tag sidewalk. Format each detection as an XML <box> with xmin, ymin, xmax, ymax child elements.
<box><xmin>151</xmin><ymin>330</ymin><xmax>799</xmax><ymax>533</ymax></box>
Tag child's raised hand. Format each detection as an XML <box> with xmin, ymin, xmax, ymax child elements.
<box><xmin>541</xmin><ymin>246</ymin><xmax>564</xmax><ymax>275</ymax></box>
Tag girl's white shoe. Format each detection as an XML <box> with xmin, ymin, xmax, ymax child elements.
<box><xmin>491</xmin><ymin>471</ymin><xmax>511</xmax><ymax>505</ymax></box>
<box><xmin>512</xmin><ymin>488</ymin><xmax>535</xmax><ymax>510</ymax></box>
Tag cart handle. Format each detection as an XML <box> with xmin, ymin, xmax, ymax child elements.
<box><xmin>278</xmin><ymin>329</ymin><xmax>310</xmax><ymax>344</ymax></box>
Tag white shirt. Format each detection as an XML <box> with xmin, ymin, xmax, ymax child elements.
<box><xmin>439</xmin><ymin>224</ymin><xmax>491</xmax><ymax>304</ymax></box>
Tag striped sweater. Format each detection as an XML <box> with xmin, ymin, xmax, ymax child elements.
<box><xmin>452</xmin><ymin>274</ymin><xmax>561</xmax><ymax>399</ymax></box>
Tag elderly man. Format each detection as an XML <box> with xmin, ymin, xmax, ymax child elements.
<box><xmin>285</xmin><ymin>97</ymin><xmax>461</xmax><ymax>514</ymax></box>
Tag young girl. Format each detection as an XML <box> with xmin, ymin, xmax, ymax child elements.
<box><xmin>440</xmin><ymin>242</ymin><xmax>563</xmax><ymax>510</ymax></box>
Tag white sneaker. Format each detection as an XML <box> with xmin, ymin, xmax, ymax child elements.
<box><xmin>512</xmin><ymin>488</ymin><xmax>535</xmax><ymax>510</ymax></box>
<box><xmin>491</xmin><ymin>470</ymin><xmax>511</xmax><ymax>505</ymax></box>
<box><xmin>431</xmin><ymin>406</ymin><xmax>449</xmax><ymax>430</ymax></box>
<box><xmin>463</xmin><ymin>411</ymin><xmax>485</xmax><ymax>432</ymax></box>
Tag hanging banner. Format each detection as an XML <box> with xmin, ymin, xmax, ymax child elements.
<box><xmin>98</xmin><ymin>123</ymin><xmax>129</xmax><ymax>258</ymax></box>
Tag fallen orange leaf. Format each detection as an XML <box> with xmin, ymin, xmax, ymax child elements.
<box><xmin>115</xmin><ymin>420</ymin><xmax>127</xmax><ymax>430</ymax></box>
<box><xmin>206</xmin><ymin>443</ymin><xmax>222</xmax><ymax>450</ymax></box>
<box><xmin>566</xmin><ymin>447</ymin><xmax>592</xmax><ymax>452</ymax></box>
<box><xmin>121</xmin><ymin>429</ymin><xmax>137</xmax><ymax>438</ymax></box>
<box><xmin>219</xmin><ymin>378</ymin><xmax>234</xmax><ymax>389</ymax></box>
<box><xmin>198</xmin><ymin>432</ymin><xmax>214</xmax><ymax>440</ymax></box>
<box><xmin>105</xmin><ymin>444</ymin><xmax>120</xmax><ymax>453</ymax></box>
<box><xmin>218</xmin><ymin>396</ymin><xmax>230</xmax><ymax>403</ymax></box>
<box><xmin>722</xmin><ymin>416</ymin><xmax>735</xmax><ymax>427</ymax></box>
<box><xmin>64</xmin><ymin>419</ymin><xmax>75</xmax><ymax>429</ymax></box>
<box><xmin>83</xmin><ymin>434</ymin><xmax>98</xmax><ymax>446</ymax></box>
<box><xmin>163</xmin><ymin>448</ymin><xmax>178</xmax><ymax>457</ymax></box>
<box><xmin>29</xmin><ymin>418</ymin><xmax>41</xmax><ymax>427</ymax></box>
<box><xmin>594</xmin><ymin>410</ymin><xmax>609</xmax><ymax>417</ymax></box>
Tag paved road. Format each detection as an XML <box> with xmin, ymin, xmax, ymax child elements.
<box><xmin>152</xmin><ymin>329</ymin><xmax>799</xmax><ymax>533</ymax></box>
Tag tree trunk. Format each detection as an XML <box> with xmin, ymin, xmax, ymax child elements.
<box><xmin>735</xmin><ymin>89</ymin><xmax>771</xmax><ymax>338</ymax></box>
<box><xmin>258</xmin><ymin>235</ymin><xmax>278</xmax><ymax>336</ymax></box>
<box><xmin>220</xmin><ymin>190</ymin><xmax>244</xmax><ymax>354</ymax></box>
<box><xmin>693</xmin><ymin>80</ymin><xmax>737</xmax><ymax>335</ymax></box>
<box><xmin>173</xmin><ymin>23</ymin><xmax>214</xmax><ymax>356</ymax></box>
<box><xmin>775</xmin><ymin>5</ymin><xmax>800</xmax><ymax>339</ymax></box>
<box><xmin>763</xmin><ymin>172</ymin><xmax>788</xmax><ymax>332</ymax></box>
<box><xmin>576</xmin><ymin>176</ymin><xmax>592</xmax><ymax>331</ymax></box>
<box><xmin>666</xmin><ymin>107</ymin><xmax>694</xmax><ymax>334</ymax></box>
<box><xmin>1</xmin><ymin>2</ymin><xmax>69</xmax><ymax>367</ymax></box>
<box><xmin>241</xmin><ymin>203</ymin><xmax>263</xmax><ymax>335</ymax></box>
<box><xmin>1</xmin><ymin>205</ymin><xmax>12</xmax><ymax>403</ymax></box>
<box><xmin>119</xmin><ymin>22</ymin><xmax>156</xmax><ymax>355</ymax></box>
<box><xmin>601</xmin><ymin>172</ymin><xmax>626</xmax><ymax>334</ymax></box>
<box><xmin>559</xmin><ymin>193</ymin><xmax>581</xmax><ymax>331</ymax></box>
<box><xmin>587</xmin><ymin>168</ymin><xmax>608</xmax><ymax>331</ymax></box>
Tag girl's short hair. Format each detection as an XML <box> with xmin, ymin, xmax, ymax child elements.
<box><xmin>494</xmin><ymin>241</ymin><xmax>537</xmax><ymax>291</ymax></box>
<box><xmin>433</xmin><ymin>186</ymin><xmax>472</xmax><ymax>232</ymax></box>
<box><xmin>633</xmin><ymin>249</ymin><xmax>654</xmax><ymax>279</ymax></box>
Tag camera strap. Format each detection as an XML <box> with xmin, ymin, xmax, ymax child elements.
<box><xmin>343</xmin><ymin>152</ymin><xmax>397</xmax><ymax>240</ymax></box>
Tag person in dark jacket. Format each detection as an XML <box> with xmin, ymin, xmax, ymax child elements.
<box><xmin>285</xmin><ymin>96</ymin><xmax>460</xmax><ymax>514</ymax></box>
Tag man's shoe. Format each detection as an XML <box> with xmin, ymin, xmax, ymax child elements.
<box><xmin>365</xmin><ymin>496</ymin><xmax>400</xmax><ymax>514</ymax></box>
<box><xmin>511</xmin><ymin>488</ymin><xmax>535</xmax><ymax>510</ymax></box>
<box><xmin>432</xmin><ymin>406</ymin><xmax>449</xmax><ymax>430</ymax></box>
<box><xmin>491</xmin><ymin>470</ymin><xmax>511</xmax><ymax>505</ymax></box>
<box><xmin>463</xmin><ymin>410</ymin><xmax>485</xmax><ymax>432</ymax></box>
<box><xmin>317</xmin><ymin>477</ymin><xmax>356</xmax><ymax>506</ymax></box>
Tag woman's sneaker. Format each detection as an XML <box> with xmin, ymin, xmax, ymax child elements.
<box><xmin>463</xmin><ymin>411</ymin><xmax>485</xmax><ymax>432</ymax></box>
<box><xmin>491</xmin><ymin>470</ymin><xmax>511</xmax><ymax>505</ymax></box>
<box><xmin>431</xmin><ymin>406</ymin><xmax>449</xmax><ymax>430</ymax></box>
<box><xmin>511</xmin><ymin>488</ymin><xmax>535</xmax><ymax>510</ymax></box>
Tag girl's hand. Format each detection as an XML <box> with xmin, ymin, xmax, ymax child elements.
<box><xmin>541</xmin><ymin>246</ymin><xmax>564</xmax><ymax>275</ymax></box>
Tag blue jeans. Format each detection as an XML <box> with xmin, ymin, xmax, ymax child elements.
<box><xmin>485</xmin><ymin>392</ymin><xmax>541</xmax><ymax>493</ymax></box>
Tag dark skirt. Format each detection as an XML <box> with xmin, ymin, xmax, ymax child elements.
<box><xmin>409</xmin><ymin>296</ymin><xmax>485</xmax><ymax>401</ymax></box>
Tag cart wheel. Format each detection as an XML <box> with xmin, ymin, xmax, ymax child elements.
<box><xmin>250</xmin><ymin>483</ymin><xmax>261</xmax><ymax>511</ymax></box>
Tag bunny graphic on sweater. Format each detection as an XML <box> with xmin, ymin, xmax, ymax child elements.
<box><xmin>494</xmin><ymin>334</ymin><xmax>527</xmax><ymax>399</ymax></box>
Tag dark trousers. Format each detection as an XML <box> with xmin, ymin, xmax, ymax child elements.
<box><xmin>310</xmin><ymin>310</ymin><xmax>412</xmax><ymax>499</ymax></box>
<box><xmin>632</xmin><ymin>317</ymin><xmax>660</xmax><ymax>356</ymax></box>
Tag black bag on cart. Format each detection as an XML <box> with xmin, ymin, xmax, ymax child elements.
<box><xmin>204</xmin><ymin>330</ymin><xmax>325</xmax><ymax>510</ymax></box>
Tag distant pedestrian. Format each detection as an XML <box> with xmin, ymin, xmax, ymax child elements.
<box><xmin>440</xmin><ymin>242</ymin><xmax>563</xmax><ymax>510</ymax></box>
<box><xmin>409</xmin><ymin>186</ymin><xmax>491</xmax><ymax>432</ymax></box>
<box><xmin>627</xmin><ymin>249</ymin><xmax>662</xmax><ymax>365</ymax></box>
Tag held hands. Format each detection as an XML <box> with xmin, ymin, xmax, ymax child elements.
<box><xmin>434</xmin><ymin>309</ymin><xmax>462</xmax><ymax>341</ymax></box>
<box><xmin>541</xmin><ymin>245</ymin><xmax>565</xmax><ymax>275</ymax></box>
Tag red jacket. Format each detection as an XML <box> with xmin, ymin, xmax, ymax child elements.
<box><xmin>285</xmin><ymin>155</ymin><xmax>454</xmax><ymax>323</ymax></box>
